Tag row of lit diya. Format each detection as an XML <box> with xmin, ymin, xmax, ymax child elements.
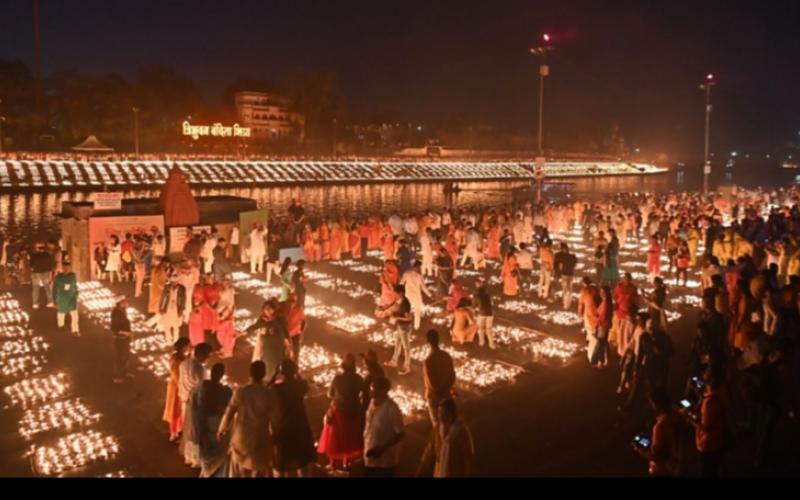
<box><xmin>0</xmin><ymin>290</ymin><xmax>124</xmax><ymax>477</ymax></box>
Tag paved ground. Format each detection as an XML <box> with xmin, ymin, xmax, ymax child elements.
<box><xmin>2</xmin><ymin>245</ymin><xmax>800</xmax><ymax>477</ymax></box>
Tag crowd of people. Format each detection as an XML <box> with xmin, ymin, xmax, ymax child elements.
<box><xmin>6</xmin><ymin>184</ymin><xmax>800</xmax><ymax>477</ymax></box>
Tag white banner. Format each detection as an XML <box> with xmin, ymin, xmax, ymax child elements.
<box><xmin>91</xmin><ymin>192</ymin><xmax>124</xmax><ymax>211</ymax></box>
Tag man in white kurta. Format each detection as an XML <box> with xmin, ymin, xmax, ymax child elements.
<box><xmin>420</xmin><ymin>229</ymin><xmax>435</xmax><ymax>277</ymax></box>
<box><xmin>249</xmin><ymin>225</ymin><xmax>267</xmax><ymax>273</ymax></box>
<box><xmin>400</xmin><ymin>262</ymin><xmax>433</xmax><ymax>331</ymax></box>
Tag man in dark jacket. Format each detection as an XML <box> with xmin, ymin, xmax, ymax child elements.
<box><xmin>111</xmin><ymin>295</ymin><xmax>135</xmax><ymax>383</ymax></box>
<box><xmin>30</xmin><ymin>241</ymin><xmax>56</xmax><ymax>309</ymax></box>
<box><xmin>212</xmin><ymin>238</ymin><xmax>232</xmax><ymax>282</ymax></box>
<box><xmin>554</xmin><ymin>243</ymin><xmax>578</xmax><ymax>310</ymax></box>
<box><xmin>473</xmin><ymin>278</ymin><xmax>495</xmax><ymax>349</ymax></box>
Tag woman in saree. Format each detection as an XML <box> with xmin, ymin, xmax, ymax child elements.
<box><xmin>500</xmin><ymin>250</ymin><xmax>520</xmax><ymax>297</ymax></box>
<box><xmin>193</xmin><ymin>363</ymin><xmax>233</xmax><ymax>477</ymax></box>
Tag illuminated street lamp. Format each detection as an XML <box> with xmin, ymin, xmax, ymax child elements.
<box><xmin>530</xmin><ymin>33</ymin><xmax>554</xmax><ymax>203</ymax></box>
<box><xmin>699</xmin><ymin>73</ymin><xmax>716</xmax><ymax>194</ymax></box>
<box><xmin>530</xmin><ymin>33</ymin><xmax>554</xmax><ymax>156</ymax></box>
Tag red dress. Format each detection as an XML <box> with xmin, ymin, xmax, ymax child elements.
<box><xmin>647</xmin><ymin>243</ymin><xmax>661</xmax><ymax>276</ymax></box>
<box><xmin>317</xmin><ymin>373</ymin><xmax>365</xmax><ymax>463</ymax></box>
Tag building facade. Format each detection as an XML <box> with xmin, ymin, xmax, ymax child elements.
<box><xmin>235</xmin><ymin>91</ymin><xmax>305</xmax><ymax>141</ymax></box>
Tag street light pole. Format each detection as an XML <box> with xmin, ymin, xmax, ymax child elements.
<box><xmin>132</xmin><ymin>107</ymin><xmax>140</xmax><ymax>159</ymax></box>
<box><xmin>530</xmin><ymin>34</ymin><xmax>554</xmax><ymax>203</ymax></box>
<box><xmin>700</xmin><ymin>74</ymin><xmax>716</xmax><ymax>194</ymax></box>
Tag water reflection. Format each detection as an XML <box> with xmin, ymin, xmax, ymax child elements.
<box><xmin>0</xmin><ymin>163</ymin><xmax>794</xmax><ymax>244</ymax></box>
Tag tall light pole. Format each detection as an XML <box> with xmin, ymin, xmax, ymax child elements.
<box><xmin>530</xmin><ymin>34</ymin><xmax>553</xmax><ymax>203</ymax></box>
<box><xmin>33</xmin><ymin>0</ymin><xmax>42</xmax><ymax>125</ymax></box>
<box><xmin>132</xmin><ymin>107</ymin><xmax>140</xmax><ymax>159</ymax></box>
<box><xmin>530</xmin><ymin>33</ymin><xmax>553</xmax><ymax>156</ymax></box>
<box><xmin>700</xmin><ymin>73</ymin><xmax>716</xmax><ymax>194</ymax></box>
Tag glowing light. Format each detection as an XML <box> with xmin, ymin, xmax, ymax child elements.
<box><xmin>0</xmin><ymin>326</ymin><xmax>34</xmax><ymax>340</ymax></box>
<box><xmin>0</xmin><ymin>337</ymin><xmax>49</xmax><ymax>361</ymax></box>
<box><xmin>2</xmin><ymin>354</ymin><xmax>46</xmax><ymax>379</ymax></box>
<box><xmin>137</xmin><ymin>353</ymin><xmax>170</xmax><ymax>379</ymax></box>
<box><xmin>130</xmin><ymin>334</ymin><xmax>170</xmax><ymax>354</ymax></box>
<box><xmin>521</xmin><ymin>337</ymin><xmax>581</xmax><ymax>362</ymax></box>
<box><xmin>31</xmin><ymin>430</ymin><xmax>120</xmax><ymax>476</ymax></box>
<box><xmin>455</xmin><ymin>359</ymin><xmax>523</xmax><ymax>389</ymax></box>
<box><xmin>182</xmin><ymin>121</ymin><xmax>251</xmax><ymax>141</ymax></box>
<box><xmin>491</xmin><ymin>324</ymin><xmax>541</xmax><ymax>346</ymax></box>
<box><xmin>390</xmin><ymin>386</ymin><xmax>427</xmax><ymax>416</ymax></box>
<box><xmin>538</xmin><ymin>310</ymin><xmax>582</xmax><ymax>326</ymax></box>
<box><xmin>298</xmin><ymin>344</ymin><xmax>342</xmax><ymax>372</ymax></box>
<box><xmin>673</xmin><ymin>294</ymin><xmax>702</xmax><ymax>307</ymax></box>
<box><xmin>366</xmin><ymin>327</ymin><xmax>398</xmax><ymax>348</ymax></box>
<box><xmin>4</xmin><ymin>372</ymin><xmax>71</xmax><ymax>409</ymax></box>
<box><xmin>19</xmin><ymin>398</ymin><xmax>102</xmax><ymax>439</ymax></box>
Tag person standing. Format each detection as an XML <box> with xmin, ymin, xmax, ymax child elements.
<box><xmin>633</xmin><ymin>389</ymin><xmax>681</xmax><ymax>477</ymax></box>
<box><xmin>416</xmin><ymin>399</ymin><xmax>475</xmax><ymax>478</ymax></box>
<box><xmin>271</xmin><ymin>359</ymin><xmax>316</xmax><ymax>478</ymax></box>
<box><xmin>152</xmin><ymin>233</ymin><xmax>166</xmax><ymax>261</ymax></box>
<box><xmin>130</xmin><ymin>238</ymin><xmax>144</xmax><ymax>298</ymax></box>
<box><xmin>591</xmin><ymin>285</ymin><xmax>613</xmax><ymax>367</ymax></box>
<box><xmin>30</xmin><ymin>241</ymin><xmax>55</xmax><ymax>309</ymax></box>
<box><xmin>105</xmin><ymin>235</ymin><xmax>122</xmax><ymax>283</ymax></box>
<box><xmin>318</xmin><ymin>354</ymin><xmax>366</xmax><ymax>471</ymax></box>
<box><xmin>400</xmin><ymin>261</ymin><xmax>433</xmax><ymax>331</ymax></box>
<box><xmin>164</xmin><ymin>338</ymin><xmax>191</xmax><ymax>443</ymax></box>
<box><xmin>212</xmin><ymin>238</ymin><xmax>231</xmax><ymax>283</ymax></box>
<box><xmin>387</xmin><ymin>288</ymin><xmax>414</xmax><ymax>375</ymax></box>
<box><xmin>363</xmin><ymin>377</ymin><xmax>405</xmax><ymax>477</ymax></box>
<box><xmin>52</xmin><ymin>261</ymin><xmax>79</xmax><ymax>336</ymax></box>
<box><xmin>249</xmin><ymin>224</ymin><xmax>267</xmax><ymax>274</ymax></box>
<box><xmin>159</xmin><ymin>275</ymin><xmax>187</xmax><ymax>344</ymax></box>
<box><xmin>554</xmin><ymin>243</ymin><xmax>578</xmax><ymax>310</ymax></box>
<box><xmin>278</xmin><ymin>257</ymin><xmax>293</xmax><ymax>302</ymax></box>
<box><xmin>473</xmin><ymin>278</ymin><xmax>496</xmax><ymax>349</ymax></box>
<box><xmin>215</xmin><ymin>275</ymin><xmax>237</xmax><ymax>359</ymax></box>
<box><xmin>420</xmin><ymin>228</ymin><xmax>436</xmax><ymax>277</ymax></box>
<box><xmin>538</xmin><ymin>240</ymin><xmax>554</xmax><ymax>300</ymax></box>
<box><xmin>148</xmin><ymin>257</ymin><xmax>169</xmax><ymax>317</ymax></box>
<box><xmin>423</xmin><ymin>330</ymin><xmax>456</xmax><ymax>426</ymax></box>
<box><xmin>248</xmin><ymin>300</ymin><xmax>289</xmax><ymax>381</ymax></box>
<box><xmin>228</xmin><ymin>225</ymin><xmax>240</xmax><ymax>262</ymax></box>
<box><xmin>179</xmin><ymin>342</ymin><xmax>213</xmax><ymax>470</ymax></box>
<box><xmin>516</xmin><ymin>243</ymin><xmax>534</xmax><ymax>294</ymax></box>
<box><xmin>686</xmin><ymin>369</ymin><xmax>729</xmax><ymax>477</ymax></box>
<box><xmin>280</xmin><ymin>292</ymin><xmax>306</xmax><ymax>364</ymax></box>
<box><xmin>291</xmin><ymin>260</ymin><xmax>307</xmax><ymax>308</ymax></box>
<box><xmin>500</xmin><ymin>250</ymin><xmax>520</xmax><ymax>297</ymax></box>
<box><xmin>193</xmin><ymin>363</ymin><xmax>233</xmax><ymax>478</ymax></box>
<box><xmin>218</xmin><ymin>361</ymin><xmax>277</xmax><ymax>478</ymax></box>
<box><xmin>110</xmin><ymin>296</ymin><xmax>134</xmax><ymax>383</ymax></box>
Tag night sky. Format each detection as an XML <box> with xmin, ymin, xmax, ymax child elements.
<box><xmin>1</xmin><ymin>0</ymin><xmax>799</xmax><ymax>159</ymax></box>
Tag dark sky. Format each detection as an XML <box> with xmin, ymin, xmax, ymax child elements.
<box><xmin>1</xmin><ymin>0</ymin><xmax>799</xmax><ymax>159</ymax></box>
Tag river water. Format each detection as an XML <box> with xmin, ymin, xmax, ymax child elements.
<box><xmin>0</xmin><ymin>162</ymin><xmax>795</xmax><ymax>244</ymax></box>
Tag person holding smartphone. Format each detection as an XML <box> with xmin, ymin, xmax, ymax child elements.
<box><xmin>633</xmin><ymin>389</ymin><xmax>681</xmax><ymax>477</ymax></box>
